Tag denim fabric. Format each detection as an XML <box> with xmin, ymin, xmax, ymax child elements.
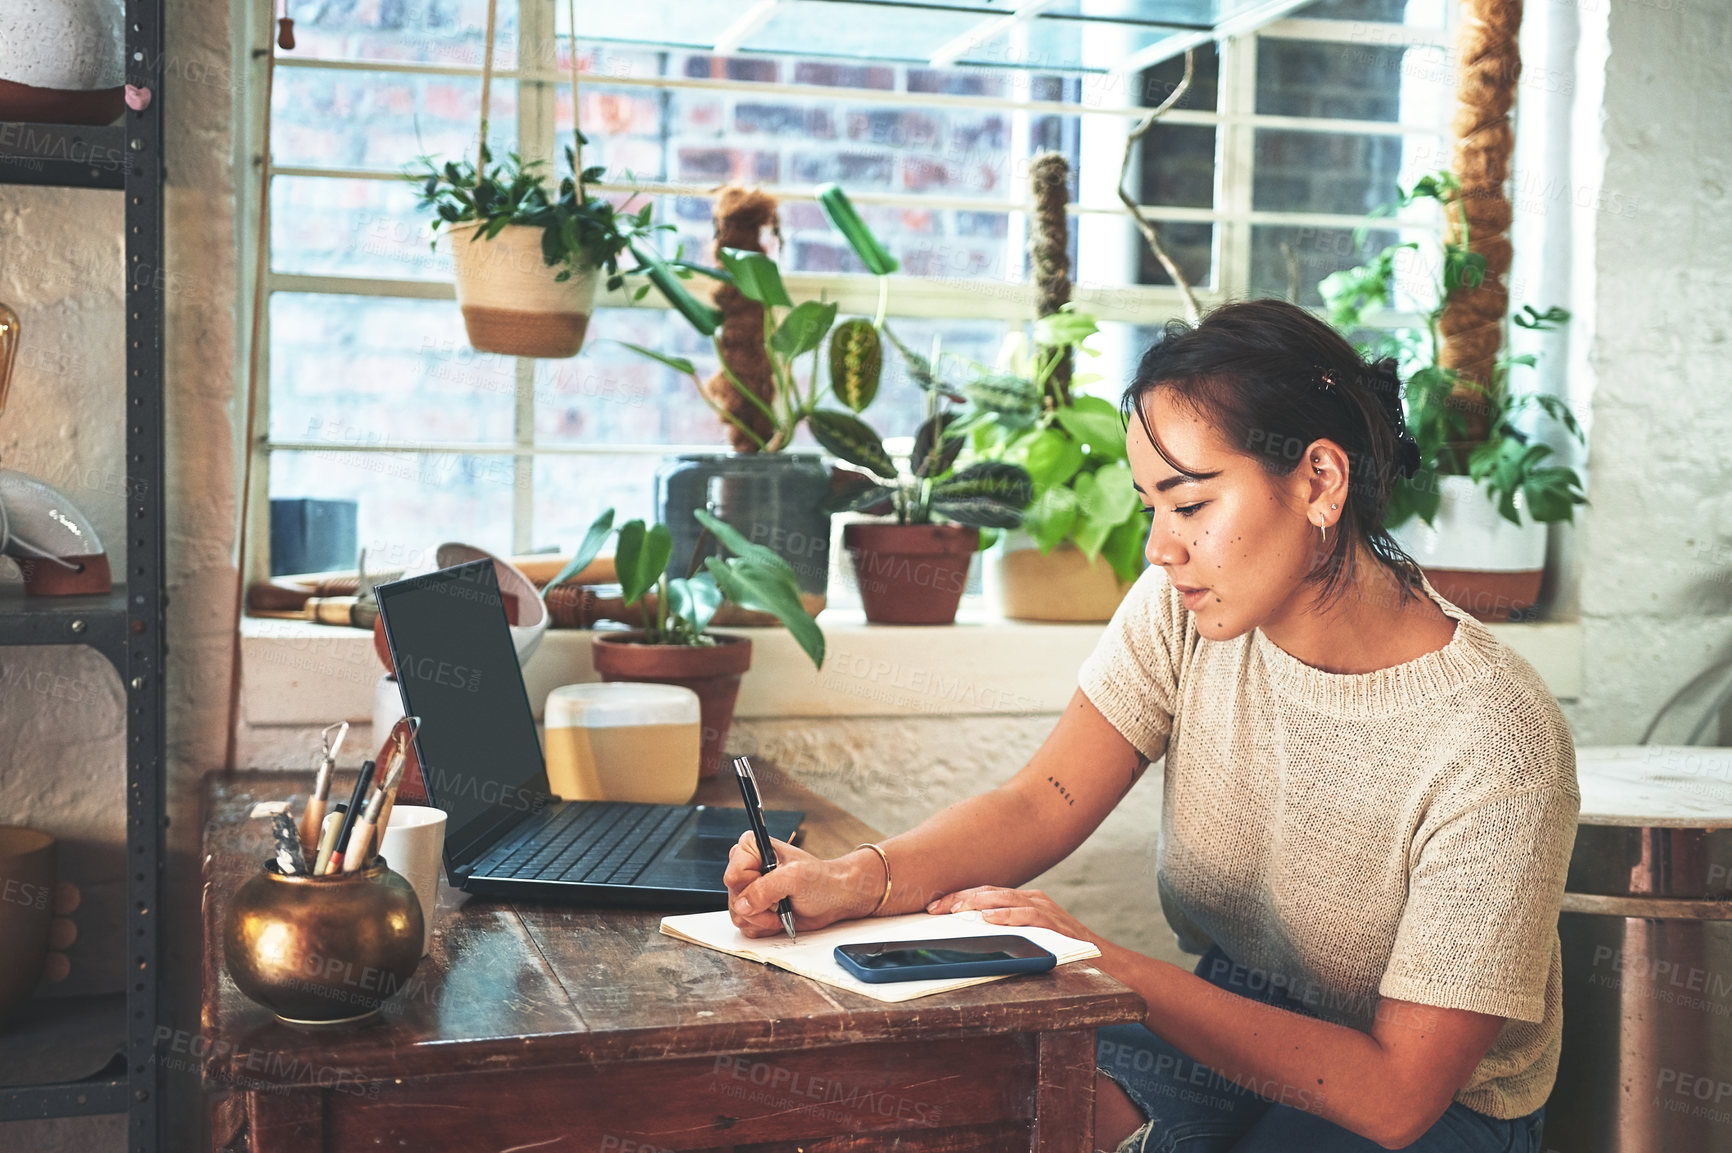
<box><xmin>1094</xmin><ymin>947</ymin><xmax>1545</xmax><ymax>1153</ymax></box>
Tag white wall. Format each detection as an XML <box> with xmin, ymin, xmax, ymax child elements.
<box><xmin>1559</xmin><ymin>0</ymin><xmax>1732</xmax><ymax>746</ymax></box>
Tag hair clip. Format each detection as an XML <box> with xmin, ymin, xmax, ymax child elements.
<box><xmin>1313</xmin><ymin>367</ymin><xmax>1340</xmax><ymax>392</ymax></box>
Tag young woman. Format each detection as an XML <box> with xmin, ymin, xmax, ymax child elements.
<box><xmin>723</xmin><ymin>299</ymin><xmax>1578</xmax><ymax>1153</ymax></box>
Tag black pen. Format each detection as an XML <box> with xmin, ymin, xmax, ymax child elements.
<box><xmin>732</xmin><ymin>755</ymin><xmax>796</xmax><ymax>942</ymax></box>
<box><xmin>331</xmin><ymin>759</ymin><xmax>375</xmax><ymax>871</ymax></box>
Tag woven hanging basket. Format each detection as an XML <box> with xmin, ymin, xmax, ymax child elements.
<box><xmin>448</xmin><ymin>223</ymin><xmax>599</xmax><ymax>359</ymax></box>
<box><xmin>448</xmin><ymin>0</ymin><xmax>598</xmax><ymax>359</ymax></box>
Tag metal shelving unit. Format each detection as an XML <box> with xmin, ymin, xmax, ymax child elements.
<box><xmin>0</xmin><ymin>0</ymin><xmax>166</xmax><ymax>1145</ymax></box>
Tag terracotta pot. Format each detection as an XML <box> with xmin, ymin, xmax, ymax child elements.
<box><xmin>591</xmin><ymin>632</ymin><xmax>752</xmax><ymax>779</ymax></box>
<box><xmin>985</xmin><ymin>532</ymin><xmax>1136</xmax><ymax>622</ymax></box>
<box><xmin>1390</xmin><ymin>474</ymin><xmax>1547</xmax><ymax>622</ymax></box>
<box><xmin>444</xmin><ymin>222</ymin><xmax>598</xmax><ymax>359</ymax></box>
<box><xmin>843</xmin><ymin>522</ymin><xmax>978</xmax><ymax>625</ymax></box>
<box><xmin>0</xmin><ymin>0</ymin><xmax>125</xmax><ymax>125</ymax></box>
<box><xmin>0</xmin><ymin>826</ymin><xmax>57</xmax><ymax>1024</ymax></box>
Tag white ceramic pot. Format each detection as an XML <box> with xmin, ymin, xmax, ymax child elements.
<box><xmin>0</xmin><ymin>0</ymin><xmax>125</xmax><ymax>124</ymax></box>
<box><xmin>444</xmin><ymin>222</ymin><xmax>599</xmax><ymax>359</ymax></box>
<box><xmin>983</xmin><ymin>530</ymin><xmax>1136</xmax><ymax>623</ymax></box>
<box><xmin>1390</xmin><ymin>474</ymin><xmax>1547</xmax><ymax>621</ymax></box>
<box><xmin>0</xmin><ymin>468</ymin><xmax>111</xmax><ymax>594</ymax></box>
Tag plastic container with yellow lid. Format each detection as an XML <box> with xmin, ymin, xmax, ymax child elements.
<box><xmin>543</xmin><ymin>682</ymin><xmax>702</xmax><ymax>805</ymax></box>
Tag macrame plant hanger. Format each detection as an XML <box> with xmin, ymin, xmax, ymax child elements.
<box><xmin>472</xmin><ymin>0</ymin><xmax>587</xmax><ymax>198</ymax></box>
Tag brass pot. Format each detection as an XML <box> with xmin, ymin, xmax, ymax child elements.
<box><xmin>0</xmin><ymin>826</ymin><xmax>56</xmax><ymax>1025</ymax></box>
<box><xmin>223</xmin><ymin>858</ymin><xmax>424</xmax><ymax>1026</ymax></box>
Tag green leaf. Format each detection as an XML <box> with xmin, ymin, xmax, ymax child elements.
<box><xmin>666</xmin><ymin>572</ymin><xmax>723</xmax><ymax>634</ymax></box>
<box><xmin>769</xmin><ymin>300</ymin><xmax>839</xmax><ymax>360</ymax></box>
<box><xmin>1032</xmin><ymin>309</ymin><xmax>1099</xmax><ymax>351</ymax></box>
<box><xmin>930</xmin><ymin>462</ymin><xmax>1034</xmax><ymax>510</ymax></box>
<box><xmin>962</xmin><ymin>371</ymin><xmax>1041</xmax><ymax>427</ymax></box>
<box><xmin>1022</xmin><ymin>428</ymin><xmax>1084</xmax><ymax>488</ymax></box>
<box><xmin>1522</xmin><ymin>467</ymin><xmax>1585</xmax><ymax>523</ymax></box>
<box><xmin>1054</xmin><ymin>397</ymin><xmax>1125</xmax><ymax>456</ymax></box>
<box><xmin>1022</xmin><ymin>486</ymin><xmax>1079</xmax><ymax>552</ymax></box>
<box><xmin>615</xmin><ymin>341</ymin><xmax>696</xmax><ymax>377</ymax></box>
<box><xmin>821</xmin><ymin>474</ymin><xmax>898</xmax><ymax>515</ymax></box>
<box><xmin>691</xmin><ymin>507</ymin><xmax>798</xmax><ymax>582</ymax></box>
<box><xmin>614</xmin><ymin>521</ymin><xmax>672</xmax><ymax>606</ymax></box>
<box><xmin>704</xmin><ymin>556</ymin><xmax>825</xmax><ymax>669</ymax></box>
<box><xmin>911</xmin><ymin>413</ymin><xmax>963</xmax><ymax>479</ymax></box>
<box><xmin>1100</xmin><ymin>518</ymin><xmax>1147</xmax><ymax>584</ymax></box>
<box><xmin>816</xmin><ymin>183</ymin><xmax>898</xmax><ymax>276</ymax></box>
<box><xmin>827</xmin><ymin>318</ymin><xmax>883</xmax><ymax>412</ymax></box>
<box><xmin>1079</xmin><ymin>463</ymin><xmax>1139</xmax><ymax>526</ymax></box>
<box><xmin>717</xmin><ymin>248</ymin><xmax>792</xmax><ymax>308</ymax></box>
<box><xmin>807</xmin><ymin>409</ymin><xmax>896</xmax><ymax>479</ymax></box>
<box><xmin>929</xmin><ymin>496</ymin><xmax>1024</xmax><ymax>529</ymax></box>
<box><xmin>543</xmin><ymin>508</ymin><xmax>616</xmax><ymax>593</ymax></box>
<box><xmin>630</xmin><ymin>243</ymin><xmax>723</xmax><ymax>336</ymax></box>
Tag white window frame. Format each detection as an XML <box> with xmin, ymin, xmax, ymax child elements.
<box><xmin>241</xmin><ymin>4</ymin><xmax>1456</xmax><ymax>589</ymax></box>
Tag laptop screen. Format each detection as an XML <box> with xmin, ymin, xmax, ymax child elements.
<box><xmin>374</xmin><ymin>559</ymin><xmax>552</xmax><ymax>869</ymax></box>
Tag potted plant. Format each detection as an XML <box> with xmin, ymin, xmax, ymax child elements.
<box><xmin>817</xmin><ymin>358</ymin><xmax>1034</xmax><ymax>625</ymax></box>
<box><xmin>410</xmin><ymin>4</ymin><xmax>665</xmax><ymax>361</ymax></box>
<box><xmin>412</xmin><ymin>144</ymin><xmax>664</xmax><ymax>359</ymax></box>
<box><xmin>625</xmin><ymin>184</ymin><xmax>894</xmax><ymax>618</ymax></box>
<box><xmin>1322</xmin><ymin>171</ymin><xmax>1586</xmax><ymax>621</ymax></box>
<box><xmin>958</xmin><ymin>308</ymin><xmax>1146</xmax><ymax>622</ymax></box>
<box><xmin>543</xmin><ymin>507</ymin><xmax>824</xmax><ymax>778</ymax></box>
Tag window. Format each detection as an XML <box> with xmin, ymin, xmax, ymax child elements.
<box><xmin>252</xmin><ymin>0</ymin><xmax>1457</xmax><ymax>583</ymax></box>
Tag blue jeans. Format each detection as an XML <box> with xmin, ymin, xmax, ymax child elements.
<box><xmin>1094</xmin><ymin>947</ymin><xmax>1546</xmax><ymax>1152</ymax></box>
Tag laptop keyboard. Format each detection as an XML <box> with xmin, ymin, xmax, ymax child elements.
<box><xmin>478</xmin><ymin>802</ymin><xmax>693</xmax><ymax>885</ymax></box>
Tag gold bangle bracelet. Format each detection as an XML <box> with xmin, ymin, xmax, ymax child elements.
<box><xmin>856</xmin><ymin>842</ymin><xmax>891</xmax><ymax>917</ymax></box>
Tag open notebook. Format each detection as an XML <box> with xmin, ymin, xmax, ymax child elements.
<box><xmin>660</xmin><ymin>908</ymin><xmax>1101</xmax><ymax>1003</ymax></box>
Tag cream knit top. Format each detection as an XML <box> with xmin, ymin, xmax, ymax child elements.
<box><xmin>1079</xmin><ymin>566</ymin><xmax>1579</xmax><ymax>1119</ymax></box>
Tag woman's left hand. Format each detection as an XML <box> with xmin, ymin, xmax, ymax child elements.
<box><xmin>925</xmin><ymin>886</ymin><xmax>1102</xmax><ymax>949</ymax></box>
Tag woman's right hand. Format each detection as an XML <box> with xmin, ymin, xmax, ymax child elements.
<box><xmin>723</xmin><ymin>832</ymin><xmax>884</xmax><ymax>938</ymax></box>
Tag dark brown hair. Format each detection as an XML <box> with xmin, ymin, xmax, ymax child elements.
<box><xmin>1122</xmin><ymin>298</ymin><xmax>1424</xmax><ymax>607</ymax></box>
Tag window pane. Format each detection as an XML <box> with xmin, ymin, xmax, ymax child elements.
<box><xmin>270</xmin><ymin>449</ymin><xmax>516</xmax><ymax>569</ymax></box>
<box><xmin>1138</xmin><ymin>42</ymin><xmax>1220</xmax><ymax>113</ymax></box>
<box><xmin>284</xmin><ymin>0</ymin><xmax>518</xmax><ymax>65</ymax></box>
<box><xmin>1251</xmin><ymin>130</ymin><xmax>1411</xmax><ymax>215</ymax></box>
<box><xmin>268</xmin><ymin>295</ymin><xmax>515</xmax><ymax>444</ymax></box>
<box><xmin>272</xmin><ymin>67</ymin><xmax>518</xmax><ymax>172</ymax></box>
<box><xmin>1292</xmin><ymin>0</ymin><xmax>1446</xmax><ymax>22</ymax></box>
<box><xmin>531</xmin><ymin>452</ymin><xmax>676</xmax><ymax>555</ymax></box>
<box><xmin>531</xmin><ymin>308</ymin><xmax>725</xmax><ymax>446</ymax></box>
<box><xmin>1256</xmin><ymin>40</ymin><xmax>1414</xmax><ymax>121</ymax></box>
<box><xmin>1247</xmin><ymin>223</ymin><xmax>1403</xmax><ymax>308</ymax></box>
<box><xmin>271</xmin><ymin>175</ymin><xmax>446</xmax><ymax>280</ymax></box>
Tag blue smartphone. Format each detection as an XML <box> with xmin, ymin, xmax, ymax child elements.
<box><xmin>833</xmin><ymin>934</ymin><xmax>1057</xmax><ymax>983</ymax></box>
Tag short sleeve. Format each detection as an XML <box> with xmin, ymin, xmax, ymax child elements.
<box><xmin>1378</xmin><ymin>779</ymin><xmax>1579</xmax><ymax>1023</ymax></box>
<box><xmin>1077</xmin><ymin>566</ymin><xmax>1195</xmax><ymax>763</ymax></box>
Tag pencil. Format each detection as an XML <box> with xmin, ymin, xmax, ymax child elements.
<box><xmin>331</xmin><ymin>760</ymin><xmax>375</xmax><ymax>868</ymax></box>
<box><xmin>311</xmin><ymin>809</ymin><xmax>345</xmax><ymax>875</ymax></box>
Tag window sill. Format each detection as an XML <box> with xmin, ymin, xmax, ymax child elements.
<box><xmin>239</xmin><ymin>612</ymin><xmax>1583</xmax><ymax>728</ymax></box>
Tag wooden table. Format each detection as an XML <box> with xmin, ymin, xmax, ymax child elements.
<box><xmin>200</xmin><ymin>767</ymin><xmax>1143</xmax><ymax>1153</ymax></box>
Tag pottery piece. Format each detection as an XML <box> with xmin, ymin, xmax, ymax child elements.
<box><xmin>591</xmin><ymin>632</ymin><xmax>751</xmax><ymax>780</ymax></box>
<box><xmin>0</xmin><ymin>0</ymin><xmax>126</xmax><ymax>125</ymax></box>
<box><xmin>0</xmin><ymin>827</ymin><xmax>56</xmax><ymax>1024</ymax></box>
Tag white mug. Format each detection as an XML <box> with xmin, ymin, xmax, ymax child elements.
<box><xmin>377</xmin><ymin>806</ymin><xmax>447</xmax><ymax>957</ymax></box>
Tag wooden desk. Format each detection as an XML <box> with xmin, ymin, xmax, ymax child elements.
<box><xmin>201</xmin><ymin>768</ymin><xmax>1143</xmax><ymax>1153</ymax></box>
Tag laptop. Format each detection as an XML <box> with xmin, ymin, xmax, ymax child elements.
<box><xmin>373</xmin><ymin>558</ymin><xmax>802</xmax><ymax>909</ymax></box>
